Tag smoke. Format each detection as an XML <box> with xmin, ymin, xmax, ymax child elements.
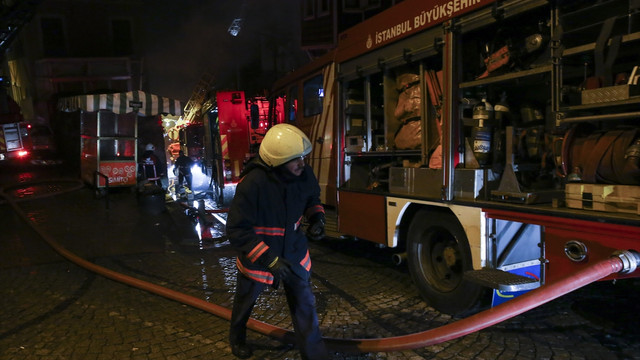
<box><xmin>141</xmin><ymin>0</ymin><xmax>302</xmax><ymax>102</ymax></box>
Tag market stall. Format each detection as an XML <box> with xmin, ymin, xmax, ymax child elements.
<box><xmin>58</xmin><ymin>90</ymin><xmax>183</xmax><ymax>190</ymax></box>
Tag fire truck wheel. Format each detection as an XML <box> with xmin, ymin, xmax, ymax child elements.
<box><xmin>406</xmin><ymin>209</ymin><xmax>485</xmax><ymax>315</ymax></box>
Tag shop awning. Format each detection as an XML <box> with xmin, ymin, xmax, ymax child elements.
<box><xmin>58</xmin><ymin>90</ymin><xmax>184</xmax><ymax>116</ymax></box>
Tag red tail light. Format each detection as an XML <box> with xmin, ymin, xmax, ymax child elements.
<box><xmin>17</xmin><ymin>150</ymin><xmax>29</xmax><ymax>157</ymax></box>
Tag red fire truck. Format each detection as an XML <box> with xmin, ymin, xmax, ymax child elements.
<box><xmin>177</xmin><ymin>90</ymin><xmax>277</xmax><ymax>201</ymax></box>
<box><xmin>212</xmin><ymin>90</ymin><xmax>251</xmax><ymax>185</ymax></box>
<box><xmin>0</xmin><ymin>95</ymin><xmax>31</xmax><ymax>162</ymax></box>
<box><xmin>269</xmin><ymin>0</ymin><xmax>640</xmax><ymax>315</ymax></box>
<box><xmin>205</xmin><ymin>91</ymin><xmax>273</xmax><ymax>182</ymax></box>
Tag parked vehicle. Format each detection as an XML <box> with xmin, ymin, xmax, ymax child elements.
<box><xmin>28</xmin><ymin>123</ymin><xmax>63</xmax><ymax>165</ymax></box>
<box><xmin>268</xmin><ymin>0</ymin><xmax>640</xmax><ymax>315</ymax></box>
<box><xmin>29</xmin><ymin>124</ymin><xmax>56</xmax><ymax>152</ymax></box>
<box><xmin>172</xmin><ymin>89</ymin><xmax>281</xmax><ymax>202</ymax></box>
<box><xmin>0</xmin><ymin>96</ymin><xmax>31</xmax><ymax>163</ymax></box>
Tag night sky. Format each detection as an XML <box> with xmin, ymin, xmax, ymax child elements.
<box><xmin>140</xmin><ymin>0</ymin><xmax>303</xmax><ymax>102</ymax></box>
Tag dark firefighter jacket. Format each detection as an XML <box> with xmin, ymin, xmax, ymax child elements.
<box><xmin>226</xmin><ymin>158</ymin><xmax>324</xmax><ymax>285</ymax></box>
<box><xmin>174</xmin><ymin>154</ymin><xmax>193</xmax><ymax>173</ymax></box>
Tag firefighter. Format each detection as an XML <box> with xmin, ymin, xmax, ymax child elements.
<box><xmin>173</xmin><ymin>150</ymin><xmax>193</xmax><ymax>192</ymax></box>
<box><xmin>140</xmin><ymin>143</ymin><xmax>162</xmax><ymax>186</ymax></box>
<box><xmin>226</xmin><ymin>124</ymin><xmax>328</xmax><ymax>359</ymax></box>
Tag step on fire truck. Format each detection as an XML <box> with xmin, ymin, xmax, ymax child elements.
<box><xmin>269</xmin><ymin>0</ymin><xmax>640</xmax><ymax>315</ymax></box>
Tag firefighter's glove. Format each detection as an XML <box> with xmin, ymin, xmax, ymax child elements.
<box><xmin>267</xmin><ymin>256</ymin><xmax>292</xmax><ymax>281</ymax></box>
<box><xmin>306</xmin><ymin>213</ymin><xmax>325</xmax><ymax>241</ymax></box>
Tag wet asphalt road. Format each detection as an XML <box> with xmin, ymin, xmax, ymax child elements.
<box><xmin>1</xmin><ymin>162</ymin><xmax>640</xmax><ymax>360</ymax></box>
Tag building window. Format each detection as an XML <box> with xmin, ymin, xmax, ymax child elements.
<box><xmin>304</xmin><ymin>0</ymin><xmax>315</xmax><ymax>20</ymax></box>
<box><xmin>343</xmin><ymin>0</ymin><xmax>360</xmax><ymax>12</ymax></box>
<box><xmin>366</xmin><ymin>0</ymin><xmax>381</xmax><ymax>10</ymax></box>
<box><xmin>317</xmin><ymin>0</ymin><xmax>330</xmax><ymax>16</ymax></box>
<box><xmin>111</xmin><ymin>19</ymin><xmax>133</xmax><ymax>56</ymax></box>
<box><xmin>41</xmin><ymin>17</ymin><xmax>66</xmax><ymax>57</ymax></box>
<box><xmin>343</xmin><ymin>0</ymin><xmax>382</xmax><ymax>12</ymax></box>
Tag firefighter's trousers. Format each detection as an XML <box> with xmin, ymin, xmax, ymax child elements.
<box><xmin>177</xmin><ymin>168</ymin><xmax>192</xmax><ymax>189</ymax></box>
<box><xmin>229</xmin><ymin>272</ymin><xmax>329</xmax><ymax>360</ymax></box>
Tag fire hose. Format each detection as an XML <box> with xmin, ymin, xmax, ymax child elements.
<box><xmin>2</xmin><ymin>180</ymin><xmax>639</xmax><ymax>353</ymax></box>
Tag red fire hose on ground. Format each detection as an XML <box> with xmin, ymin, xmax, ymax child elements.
<box><xmin>2</xmin><ymin>181</ymin><xmax>639</xmax><ymax>353</ymax></box>
<box><xmin>327</xmin><ymin>251</ymin><xmax>638</xmax><ymax>352</ymax></box>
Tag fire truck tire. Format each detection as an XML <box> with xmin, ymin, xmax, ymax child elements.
<box><xmin>406</xmin><ymin>209</ymin><xmax>485</xmax><ymax>315</ymax></box>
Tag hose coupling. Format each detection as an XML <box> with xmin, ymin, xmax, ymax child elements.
<box><xmin>392</xmin><ymin>252</ymin><xmax>407</xmax><ymax>266</ymax></box>
<box><xmin>612</xmin><ymin>250</ymin><xmax>640</xmax><ymax>274</ymax></box>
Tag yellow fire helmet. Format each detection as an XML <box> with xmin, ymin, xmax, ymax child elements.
<box><xmin>259</xmin><ymin>123</ymin><xmax>312</xmax><ymax>167</ymax></box>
